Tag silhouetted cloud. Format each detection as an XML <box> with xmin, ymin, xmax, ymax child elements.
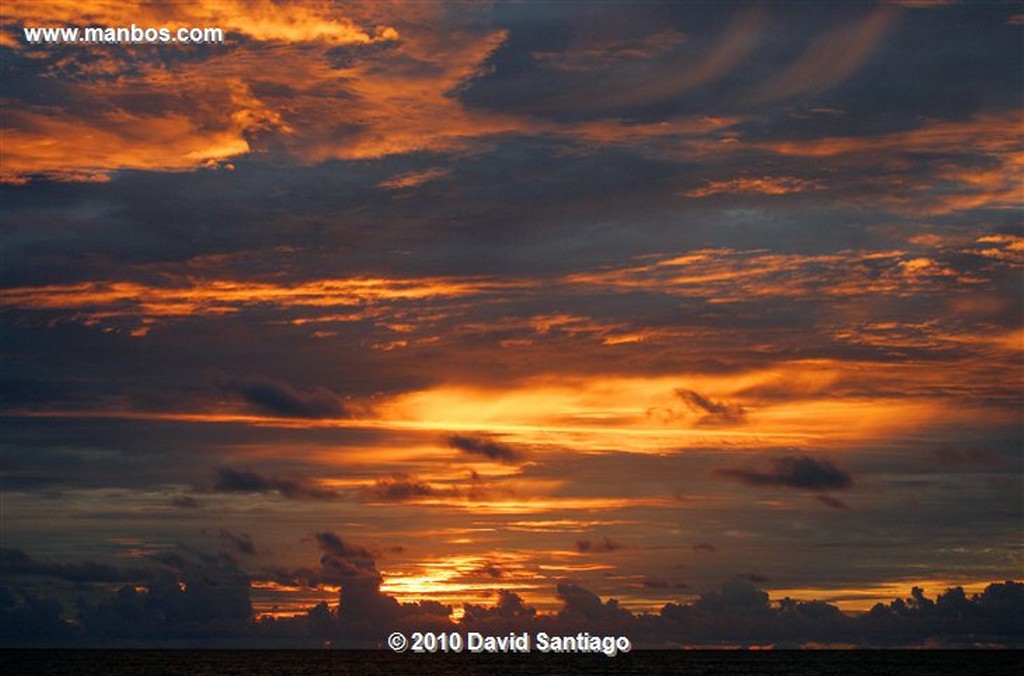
<box><xmin>213</xmin><ymin>466</ymin><xmax>339</xmax><ymax>500</ymax></box>
<box><xmin>477</xmin><ymin>562</ymin><xmax>505</xmax><ymax>579</ymax></box>
<box><xmin>446</xmin><ymin>434</ymin><xmax>523</xmax><ymax>464</ymax></box>
<box><xmin>77</xmin><ymin>548</ymin><xmax>252</xmax><ymax>641</ymax></box>
<box><xmin>0</xmin><ymin>547</ymin><xmax>150</xmax><ymax>584</ymax></box>
<box><xmin>225</xmin><ymin>379</ymin><xmax>347</xmax><ymax>419</ymax></box>
<box><xmin>0</xmin><ymin>590</ymin><xmax>75</xmax><ymax>645</ymax></box>
<box><xmin>314</xmin><ymin>532</ymin><xmax>380</xmax><ymax>586</ymax></box>
<box><xmin>576</xmin><ymin>537</ymin><xmax>624</xmax><ymax>553</ymax></box>
<box><xmin>218</xmin><ymin>530</ymin><xmax>256</xmax><ymax>556</ymax></box>
<box><xmin>2</xmin><ymin>543</ymin><xmax>1023</xmax><ymax>647</ymax></box>
<box><xmin>360</xmin><ymin>474</ymin><xmax>444</xmax><ymax>502</ymax></box>
<box><xmin>713</xmin><ymin>455</ymin><xmax>853</xmax><ymax>490</ymax></box>
<box><xmin>674</xmin><ymin>388</ymin><xmax>746</xmax><ymax>425</ymax></box>
<box><xmin>642</xmin><ymin>577</ymin><xmax>687</xmax><ymax>590</ymax></box>
<box><xmin>556</xmin><ymin>582</ymin><xmax>633</xmax><ymax>625</ymax></box>
<box><xmin>311</xmin><ymin>533</ymin><xmax>454</xmax><ymax>639</ymax></box>
<box><xmin>462</xmin><ymin>589</ymin><xmax>537</xmax><ymax>624</ymax></box>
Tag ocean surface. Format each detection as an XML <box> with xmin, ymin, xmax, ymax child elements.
<box><xmin>3</xmin><ymin>650</ymin><xmax>1023</xmax><ymax>675</ymax></box>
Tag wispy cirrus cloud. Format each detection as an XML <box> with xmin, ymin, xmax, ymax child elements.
<box><xmin>751</xmin><ymin>7</ymin><xmax>897</xmax><ymax>103</ymax></box>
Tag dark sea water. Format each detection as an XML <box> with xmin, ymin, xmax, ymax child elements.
<box><xmin>3</xmin><ymin>650</ymin><xmax>1023</xmax><ymax>676</ymax></box>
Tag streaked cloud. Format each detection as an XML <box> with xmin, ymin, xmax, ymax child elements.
<box><xmin>713</xmin><ymin>456</ymin><xmax>854</xmax><ymax>491</ymax></box>
<box><xmin>751</xmin><ymin>7</ymin><xmax>897</xmax><ymax>103</ymax></box>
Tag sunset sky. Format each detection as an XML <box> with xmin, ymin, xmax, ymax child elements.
<box><xmin>1</xmin><ymin>0</ymin><xmax>1022</xmax><ymax>644</ymax></box>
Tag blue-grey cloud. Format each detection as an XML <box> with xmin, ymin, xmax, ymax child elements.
<box><xmin>713</xmin><ymin>456</ymin><xmax>853</xmax><ymax>491</ymax></box>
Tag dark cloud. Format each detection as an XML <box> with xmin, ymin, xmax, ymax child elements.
<box><xmin>78</xmin><ymin>550</ymin><xmax>252</xmax><ymax>641</ymax></box>
<box><xmin>674</xmin><ymin>388</ymin><xmax>746</xmax><ymax>426</ymax></box>
<box><xmin>713</xmin><ymin>455</ymin><xmax>853</xmax><ymax>491</ymax></box>
<box><xmin>3</xmin><ymin>541</ymin><xmax>1023</xmax><ymax>647</ymax></box>
<box><xmin>314</xmin><ymin>532</ymin><xmax>380</xmax><ymax>586</ymax></box>
<box><xmin>170</xmin><ymin>495</ymin><xmax>203</xmax><ymax>509</ymax></box>
<box><xmin>816</xmin><ymin>494</ymin><xmax>849</xmax><ymax>509</ymax></box>
<box><xmin>930</xmin><ymin>445</ymin><xmax>1008</xmax><ymax>468</ymax></box>
<box><xmin>576</xmin><ymin>537</ymin><xmax>624</xmax><ymax>554</ymax></box>
<box><xmin>218</xmin><ymin>530</ymin><xmax>256</xmax><ymax>556</ymax></box>
<box><xmin>693</xmin><ymin>543</ymin><xmax>718</xmax><ymax>553</ymax></box>
<box><xmin>462</xmin><ymin>589</ymin><xmax>537</xmax><ymax>624</ymax></box>
<box><xmin>642</xmin><ymin>578</ymin><xmax>667</xmax><ymax>589</ymax></box>
<box><xmin>213</xmin><ymin>466</ymin><xmax>340</xmax><ymax>500</ymax></box>
<box><xmin>556</xmin><ymin>582</ymin><xmax>634</xmax><ymax>625</ymax></box>
<box><xmin>696</xmin><ymin>578</ymin><xmax>771</xmax><ymax>614</ymax></box>
<box><xmin>311</xmin><ymin>533</ymin><xmax>454</xmax><ymax>639</ymax></box>
<box><xmin>0</xmin><ymin>547</ymin><xmax>150</xmax><ymax>584</ymax></box>
<box><xmin>0</xmin><ymin>591</ymin><xmax>75</xmax><ymax>645</ymax></box>
<box><xmin>225</xmin><ymin>378</ymin><xmax>347</xmax><ymax>419</ymax></box>
<box><xmin>477</xmin><ymin>562</ymin><xmax>505</xmax><ymax>579</ymax></box>
<box><xmin>446</xmin><ymin>434</ymin><xmax>523</xmax><ymax>464</ymax></box>
<box><xmin>360</xmin><ymin>474</ymin><xmax>443</xmax><ymax>503</ymax></box>
<box><xmin>1</xmin><ymin>544</ymin><xmax>255</xmax><ymax>644</ymax></box>
<box><xmin>255</xmin><ymin>566</ymin><xmax>322</xmax><ymax>590</ymax></box>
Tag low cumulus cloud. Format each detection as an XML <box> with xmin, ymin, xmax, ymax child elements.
<box><xmin>312</xmin><ymin>532</ymin><xmax>454</xmax><ymax>639</ymax></box>
<box><xmin>218</xmin><ymin>530</ymin><xmax>256</xmax><ymax>556</ymax></box>
<box><xmin>79</xmin><ymin>549</ymin><xmax>252</xmax><ymax>642</ymax></box>
<box><xmin>3</xmin><ymin>543</ymin><xmax>1023</xmax><ymax>648</ymax></box>
<box><xmin>555</xmin><ymin>582</ymin><xmax>634</xmax><ymax>625</ymax></box>
<box><xmin>713</xmin><ymin>455</ymin><xmax>853</xmax><ymax>491</ymax></box>
<box><xmin>0</xmin><ymin>545</ymin><xmax>251</xmax><ymax>644</ymax></box>
<box><xmin>462</xmin><ymin>589</ymin><xmax>537</xmax><ymax>624</ymax></box>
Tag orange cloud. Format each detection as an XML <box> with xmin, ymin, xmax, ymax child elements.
<box><xmin>377</xmin><ymin>167</ymin><xmax>452</xmax><ymax>190</ymax></box>
<box><xmin>1</xmin><ymin>2</ymin><xmax>518</xmax><ymax>182</ymax></box>
<box><xmin>761</xmin><ymin>114</ymin><xmax>1020</xmax><ymax>159</ymax></box>
<box><xmin>3</xmin><ymin>99</ymin><xmax>262</xmax><ymax>183</ymax></box>
<box><xmin>2</xmin><ymin>3</ymin><xmax>770</xmax><ymax>182</ymax></box>
<box><xmin>0</xmin><ymin>276</ymin><xmax>512</xmax><ymax>318</ymax></box>
<box><xmin>6</xmin><ymin>0</ymin><xmax>396</xmax><ymax>45</ymax></box>
<box><xmin>561</xmin><ymin>247</ymin><xmax>985</xmax><ymax>301</ymax></box>
<box><xmin>684</xmin><ymin>176</ymin><xmax>821</xmax><ymax>198</ymax></box>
